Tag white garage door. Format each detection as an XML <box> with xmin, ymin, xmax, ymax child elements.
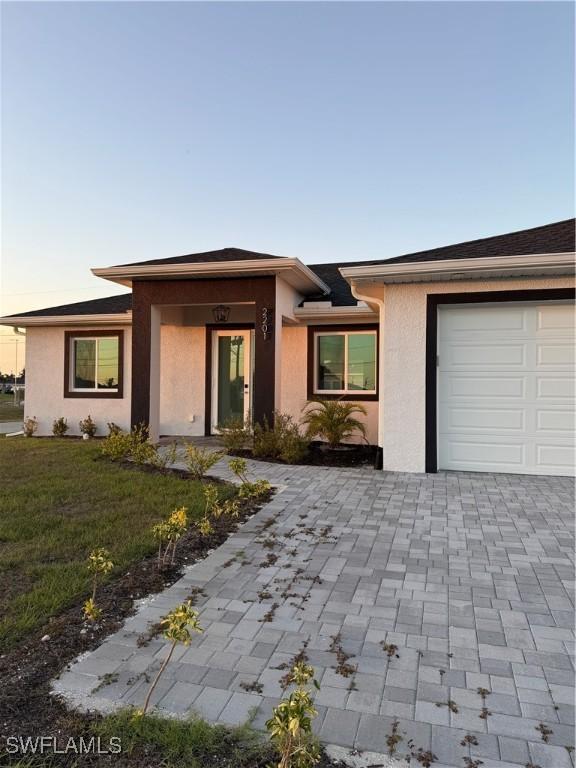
<box><xmin>438</xmin><ymin>301</ymin><xmax>575</xmax><ymax>476</ymax></box>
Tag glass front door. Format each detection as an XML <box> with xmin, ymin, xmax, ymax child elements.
<box><xmin>212</xmin><ymin>330</ymin><xmax>253</xmax><ymax>432</ymax></box>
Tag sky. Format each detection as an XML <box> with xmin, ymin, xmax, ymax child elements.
<box><xmin>0</xmin><ymin>1</ymin><xmax>574</xmax><ymax>373</ymax></box>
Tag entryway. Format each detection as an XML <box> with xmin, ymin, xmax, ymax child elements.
<box><xmin>210</xmin><ymin>329</ymin><xmax>254</xmax><ymax>433</ymax></box>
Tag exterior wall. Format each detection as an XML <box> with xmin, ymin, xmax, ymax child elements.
<box><xmin>279</xmin><ymin>325</ymin><xmax>379</xmax><ymax>445</ymax></box>
<box><xmin>381</xmin><ymin>276</ymin><xmax>576</xmax><ymax>473</ymax></box>
<box><xmin>23</xmin><ymin>325</ymin><xmax>131</xmax><ymax>436</ymax></box>
<box><xmin>159</xmin><ymin>325</ymin><xmax>205</xmax><ymax>436</ymax></box>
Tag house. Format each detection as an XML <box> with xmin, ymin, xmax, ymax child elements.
<box><xmin>2</xmin><ymin>219</ymin><xmax>575</xmax><ymax>476</ymax></box>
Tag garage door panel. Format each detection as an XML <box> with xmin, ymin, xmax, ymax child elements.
<box><xmin>446</xmin><ymin>440</ymin><xmax>525</xmax><ymax>467</ymax></box>
<box><xmin>442</xmin><ymin>406</ymin><xmax>524</xmax><ymax>431</ymax></box>
<box><xmin>439</xmin><ymin>306</ymin><xmax>528</xmax><ymax>333</ymax></box>
<box><xmin>536</xmin><ymin>409</ymin><xmax>576</xmax><ymax>432</ymax></box>
<box><xmin>448</xmin><ymin>344</ymin><xmax>526</xmax><ymax>367</ymax></box>
<box><xmin>536</xmin><ymin>376</ymin><xmax>575</xmax><ymax>400</ymax></box>
<box><xmin>443</xmin><ymin>375</ymin><xmax>526</xmax><ymax>399</ymax></box>
<box><xmin>438</xmin><ymin>302</ymin><xmax>575</xmax><ymax>476</ymax></box>
<box><xmin>537</xmin><ymin>444</ymin><xmax>575</xmax><ymax>470</ymax></box>
<box><xmin>537</xmin><ymin>343</ymin><xmax>575</xmax><ymax>367</ymax></box>
<box><xmin>537</xmin><ymin>304</ymin><xmax>575</xmax><ymax>332</ymax></box>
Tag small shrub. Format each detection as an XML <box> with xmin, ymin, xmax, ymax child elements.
<box><xmin>238</xmin><ymin>479</ymin><xmax>271</xmax><ymax>501</ymax></box>
<box><xmin>152</xmin><ymin>507</ymin><xmax>188</xmax><ymax>568</ymax></box>
<box><xmin>140</xmin><ymin>601</ymin><xmax>202</xmax><ymax>715</ymax></box>
<box><xmin>100</xmin><ymin>431</ymin><xmax>134</xmax><ymax>461</ymax></box>
<box><xmin>130</xmin><ymin>438</ymin><xmax>157</xmax><ymax>465</ymax></box>
<box><xmin>83</xmin><ymin>547</ymin><xmax>113</xmax><ymax>621</ymax></box>
<box><xmin>301</xmin><ymin>399</ymin><xmax>367</xmax><ymax>449</ymax></box>
<box><xmin>23</xmin><ymin>416</ymin><xmax>38</xmax><ymax>437</ymax></box>
<box><xmin>229</xmin><ymin>457</ymin><xmax>249</xmax><ymax>483</ymax></box>
<box><xmin>253</xmin><ymin>413</ymin><xmax>310</xmax><ymax>464</ymax></box>
<box><xmin>266</xmin><ymin>661</ymin><xmax>321</xmax><ymax>768</ymax></box>
<box><xmin>52</xmin><ymin>417</ymin><xmax>69</xmax><ymax>437</ymax></box>
<box><xmin>107</xmin><ymin>422</ymin><xmax>122</xmax><ymax>436</ymax></box>
<box><xmin>219</xmin><ymin>417</ymin><xmax>251</xmax><ymax>452</ymax></box>
<box><xmin>184</xmin><ymin>444</ymin><xmax>225</xmax><ymax>480</ymax></box>
<box><xmin>79</xmin><ymin>415</ymin><xmax>97</xmax><ymax>438</ymax></box>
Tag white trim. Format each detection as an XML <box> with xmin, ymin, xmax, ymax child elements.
<box><xmin>0</xmin><ymin>313</ymin><xmax>132</xmax><ymax>327</ymax></box>
<box><xmin>339</xmin><ymin>252</ymin><xmax>576</xmax><ymax>283</ymax></box>
<box><xmin>69</xmin><ymin>334</ymin><xmax>120</xmax><ymax>394</ymax></box>
<box><xmin>294</xmin><ymin>304</ymin><xmax>377</xmax><ymax>321</ymax></box>
<box><xmin>92</xmin><ymin>258</ymin><xmax>331</xmax><ymax>295</ymax></box>
<box><xmin>313</xmin><ymin>329</ymin><xmax>377</xmax><ymax>396</ymax></box>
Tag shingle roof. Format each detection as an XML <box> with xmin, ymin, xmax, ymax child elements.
<box><xmin>4</xmin><ymin>293</ymin><xmax>132</xmax><ymax>319</ymax></box>
<box><xmin>306</xmin><ymin>218</ymin><xmax>576</xmax><ymax>306</ymax></box>
<box><xmin>4</xmin><ymin>219</ymin><xmax>573</xmax><ymax>317</ymax></box>
<box><xmin>118</xmin><ymin>247</ymin><xmax>285</xmax><ymax>268</ymax></box>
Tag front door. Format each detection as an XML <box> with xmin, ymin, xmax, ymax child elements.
<box><xmin>211</xmin><ymin>330</ymin><xmax>253</xmax><ymax>432</ymax></box>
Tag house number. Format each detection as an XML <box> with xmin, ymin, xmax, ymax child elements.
<box><xmin>261</xmin><ymin>307</ymin><xmax>273</xmax><ymax>340</ymax></box>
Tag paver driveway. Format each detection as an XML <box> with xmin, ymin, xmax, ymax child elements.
<box><xmin>54</xmin><ymin>460</ymin><xmax>575</xmax><ymax>768</ymax></box>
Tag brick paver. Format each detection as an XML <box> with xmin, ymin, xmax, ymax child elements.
<box><xmin>53</xmin><ymin>458</ymin><xmax>575</xmax><ymax>767</ymax></box>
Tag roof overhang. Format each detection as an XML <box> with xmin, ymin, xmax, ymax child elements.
<box><xmin>293</xmin><ymin>302</ymin><xmax>377</xmax><ymax>321</ymax></box>
<box><xmin>92</xmin><ymin>258</ymin><xmax>330</xmax><ymax>296</ymax></box>
<box><xmin>339</xmin><ymin>252</ymin><xmax>576</xmax><ymax>284</ymax></box>
<box><xmin>0</xmin><ymin>313</ymin><xmax>132</xmax><ymax>328</ymax></box>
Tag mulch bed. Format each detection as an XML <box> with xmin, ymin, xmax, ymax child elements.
<box><xmin>0</xmin><ymin>466</ymin><xmax>273</xmax><ymax>764</ymax></box>
<box><xmin>232</xmin><ymin>442</ymin><xmax>378</xmax><ymax>468</ymax></box>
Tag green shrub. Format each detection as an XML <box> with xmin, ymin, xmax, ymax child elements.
<box><xmin>52</xmin><ymin>417</ymin><xmax>69</xmax><ymax>437</ymax></box>
<box><xmin>79</xmin><ymin>415</ymin><xmax>97</xmax><ymax>438</ymax></box>
<box><xmin>253</xmin><ymin>412</ymin><xmax>310</xmax><ymax>463</ymax></box>
<box><xmin>100</xmin><ymin>431</ymin><xmax>134</xmax><ymax>461</ymax></box>
<box><xmin>301</xmin><ymin>399</ymin><xmax>367</xmax><ymax>449</ymax></box>
<box><xmin>184</xmin><ymin>444</ymin><xmax>225</xmax><ymax>480</ymax></box>
<box><xmin>130</xmin><ymin>438</ymin><xmax>157</xmax><ymax>465</ymax></box>
<box><xmin>219</xmin><ymin>417</ymin><xmax>251</xmax><ymax>452</ymax></box>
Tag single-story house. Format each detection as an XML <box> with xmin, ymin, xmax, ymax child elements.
<box><xmin>2</xmin><ymin>218</ymin><xmax>575</xmax><ymax>476</ymax></box>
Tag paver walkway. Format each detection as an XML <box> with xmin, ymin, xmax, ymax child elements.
<box><xmin>53</xmin><ymin>459</ymin><xmax>575</xmax><ymax>768</ymax></box>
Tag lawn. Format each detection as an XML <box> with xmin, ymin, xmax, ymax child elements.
<box><xmin>0</xmin><ymin>438</ymin><xmax>223</xmax><ymax>651</ymax></box>
<box><xmin>0</xmin><ymin>391</ymin><xmax>24</xmax><ymax>422</ymax></box>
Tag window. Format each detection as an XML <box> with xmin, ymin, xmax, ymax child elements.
<box><xmin>65</xmin><ymin>331</ymin><xmax>123</xmax><ymax>397</ymax></box>
<box><xmin>314</xmin><ymin>330</ymin><xmax>377</xmax><ymax>395</ymax></box>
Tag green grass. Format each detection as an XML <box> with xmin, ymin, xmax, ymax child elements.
<box><xmin>0</xmin><ymin>391</ymin><xmax>24</xmax><ymax>422</ymax></box>
<box><xmin>95</xmin><ymin>710</ymin><xmax>276</xmax><ymax>767</ymax></box>
<box><xmin>0</xmin><ymin>439</ymin><xmax>228</xmax><ymax>651</ymax></box>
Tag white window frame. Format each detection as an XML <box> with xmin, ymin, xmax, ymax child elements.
<box><xmin>313</xmin><ymin>330</ymin><xmax>377</xmax><ymax>396</ymax></box>
<box><xmin>69</xmin><ymin>335</ymin><xmax>120</xmax><ymax>394</ymax></box>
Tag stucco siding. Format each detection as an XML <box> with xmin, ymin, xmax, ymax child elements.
<box><xmin>23</xmin><ymin>326</ymin><xmax>131</xmax><ymax>436</ymax></box>
<box><xmin>381</xmin><ymin>276</ymin><xmax>576</xmax><ymax>473</ymax></box>
<box><xmin>279</xmin><ymin>325</ymin><xmax>379</xmax><ymax>445</ymax></box>
<box><xmin>159</xmin><ymin>325</ymin><xmax>206</xmax><ymax>436</ymax></box>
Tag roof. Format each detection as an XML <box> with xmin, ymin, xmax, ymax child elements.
<box><xmin>3</xmin><ymin>219</ymin><xmax>573</xmax><ymax>318</ymax></box>
<box><xmin>118</xmin><ymin>247</ymin><xmax>285</xmax><ymax>268</ymax></box>
<box><xmin>3</xmin><ymin>293</ymin><xmax>132</xmax><ymax>319</ymax></box>
<box><xmin>307</xmin><ymin>218</ymin><xmax>576</xmax><ymax>305</ymax></box>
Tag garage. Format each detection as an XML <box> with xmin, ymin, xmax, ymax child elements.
<box><xmin>438</xmin><ymin>301</ymin><xmax>575</xmax><ymax>476</ymax></box>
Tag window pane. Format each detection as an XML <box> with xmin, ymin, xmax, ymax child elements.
<box><xmin>97</xmin><ymin>337</ymin><xmax>119</xmax><ymax>389</ymax></box>
<box><xmin>74</xmin><ymin>339</ymin><xmax>96</xmax><ymax>389</ymax></box>
<box><xmin>317</xmin><ymin>335</ymin><xmax>344</xmax><ymax>390</ymax></box>
<box><xmin>347</xmin><ymin>334</ymin><xmax>376</xmax><ymax>391</ymax></box>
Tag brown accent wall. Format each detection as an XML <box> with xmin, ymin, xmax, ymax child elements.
<box><xmin>131</xmin><ymin>277</ymin><xmax>276</xmax><ymax>430</ymax></box>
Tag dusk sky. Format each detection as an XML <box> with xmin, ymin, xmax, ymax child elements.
<box><xmin>1</xmin><ymin>1</ymin><xmax>574</xmax><ymax>372</ymax></box>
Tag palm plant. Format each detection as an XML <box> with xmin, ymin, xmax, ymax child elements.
<box><xmin>301</xmin><ymin>399</ymin><xmax>367</xmax><ymax>449</ymax></box>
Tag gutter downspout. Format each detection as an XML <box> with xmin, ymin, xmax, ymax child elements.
<box><xmin>348</xmin><ymin>281</ymin><xmax>385</xmax><ymax>471</ymax></box>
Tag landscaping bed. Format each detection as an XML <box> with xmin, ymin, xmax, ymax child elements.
<box><xmin>230</xmin><ymin>441</ymin><xmax>378</xmax><ymax>468</ymax></box>
<box><xmin>0</xmin><ymin>440</ymin><xmax>347</xmax><ymax>767</ymax></box>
